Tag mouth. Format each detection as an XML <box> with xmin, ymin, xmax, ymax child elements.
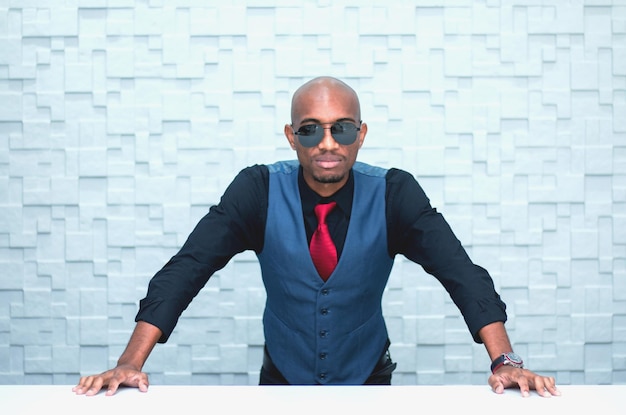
<box><xmin>314</xmin><ymin>155</ymin><xmax>343</xmax><ymax>169</ymax></box>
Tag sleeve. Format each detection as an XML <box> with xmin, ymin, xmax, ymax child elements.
<box><xmin>386</xmin><ymin>168</ymin><xmax>507</xmax><ymax>343</ymax></box>
<box><xmin>135</xmin><ymin>165</ymin><xmax>269</xmax><ymax>343</ymax></box>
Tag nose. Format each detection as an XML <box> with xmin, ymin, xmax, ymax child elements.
<box><xmin>318</xmin><ymin>126</ymin><xmax>339</xmax><ymax>150</ymax></box>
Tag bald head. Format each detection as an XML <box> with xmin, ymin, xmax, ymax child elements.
<box><xmin>290</xmin><ymin>77</ymin><xmax>361</xmax><ymax>124</ymax></box>
<box><xmin>284</xmin><ymin>76</ymin><xmax>367</xmax><ymax>196</ymax></box>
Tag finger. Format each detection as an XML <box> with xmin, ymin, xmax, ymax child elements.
<box><xmin>128</xmin><ymin>372</ymin><xmax>150</xmax><ymax>393</ymax></box>
<box><xmin>516</xmin><ymin>372</ymin><xmax>530</xmax><ymax>398</ymax></box>
<box><xmin>74</xmin><ymin>376</ymin><xmax>95</xmax><ymax>395</ymax></box>
<box><xmin>105</xmin><ymin>378</ymin><xmax>121</xmax><ymax>396</ymax></box>
<box><xmin>106</xmin><ymin>371</ymin><xmax>149</xmax><ymax>395</ymax></box>
<box><xmin>138</xmin><ymin>373</ymin><xmax>150</xmax><ymax>393</ymax></box>
<box><xmin>540</xmin><ymin>376</ymin><xmax>560</xmax><ymax>397</ymax></box>
<box><xmin>548</xmin><ymin>379</ymin><xmax>560</xmax><ymax>396</ymax></box>
<box><xmin>138</xmin><ymin>379</ymin><xmax>149</xmax><ymax>393</ymax></box>
<box><xmin>72</xmin><ymin>377</ymin><xmax>87</xmax><ymax>394</ymax></box>
<box><xmin>488</xmin><ymin>374</ymin><xmax>505</xmax><ymax>394</ymax></box>
<box><xmin>85</xmin><ymin>376</ymin><xmax>105</xmax><ymax>396</ymax></box>
<box><xmin>532</xmin><ymin>375</ymin><xmax>551</xmax><ymax>398</ymax></box>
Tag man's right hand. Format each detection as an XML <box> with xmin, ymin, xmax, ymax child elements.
<box><xmin>72</xmin><ymin>321</ymin><xmax>161</xmax><ymax>396</ymax></box>
<box><xmin>73</xmin><ymin>364</ymin><xmax>149</xmax><ymax>396</ymax></box>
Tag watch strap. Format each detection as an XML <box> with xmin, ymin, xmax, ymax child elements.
<box><xmin>490</xmin><ymin>352</ymin><xmax>523</xmax><ymax>374</ymax></box>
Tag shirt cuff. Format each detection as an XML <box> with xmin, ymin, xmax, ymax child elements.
<box><xmin>463</xmin><ymin>297</ymin><xmax>508</xmax><ymax>343</ymax></box>
<box><xmin>135</xmin><ymin>296</ymin><xmax>182</xmax><ymax>343</ymax></box>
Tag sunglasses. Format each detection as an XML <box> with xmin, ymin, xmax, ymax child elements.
<box><xmin>292</xmin><ymin>121</ymin><xmax>361</xmax><ymax>147</ymax></box>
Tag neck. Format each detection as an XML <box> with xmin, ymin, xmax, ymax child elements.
<box><xmin>303</xmin><ymin>175</ymin><xmax>348</xmax><ymax>197</ymax></box>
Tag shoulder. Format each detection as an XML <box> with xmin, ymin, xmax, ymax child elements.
<box><xmin>350</xmin><ymin>163</ymin><xmax>424</xmax><ymax>196</ymax></box>
<box><xmin>237</xmin><ymin>164</ymin><xmax>269</xmax><ymax>179</ymax></box>
<box><xmin>385</xmin><ymin>167</ymin><xmax>416</xmax><ymax>183</ymax></box>
<box><xmin>352</xmin><ymin>161</ymin><xmax>388</xmax><ymax>178</ymax></box>
<box><xmin>384</xmin><ymin>167</ymin><xmax>431</xmax><ymax>206</ymax></box>
<box><xmin>266</xmin><ymin>160</ymin><xmax>299</xmax><ymax>175</ymax></box>
<box><xmin>230</xmin><ymin>164</ymin><xmax>269</xmax><ymax>187</ymax></box>
<box><xmin>223</xmin><ymin>164</ymin><xmax>270</xmax><ymax>200</ymax></box>
<box><xmin>352</xmin><ymin>163</ymin><xmax>418</xmax><ymax>186</ymax></box>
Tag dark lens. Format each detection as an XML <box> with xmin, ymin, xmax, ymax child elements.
<box><xmin>295</xmin><ymin>124</ymin><xmax>323</xmax><ymax>147</ymax></box>
<box><xmin>330</xmin><ymin>122</ymin><xmax>359</xmax><ymax>145</ymax></box>
<box><xmin>298</xmin><ymin>124</ymin><xmax>318</xmax><ymax>136</ymax></box>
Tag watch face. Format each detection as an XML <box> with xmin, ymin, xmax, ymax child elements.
<box><xmin>505</xmin><ymin>352</ymin><xmax>523</xmax><ymax>365</ymax></box>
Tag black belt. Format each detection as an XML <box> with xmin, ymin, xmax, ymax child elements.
<box><xmin>368</xmin><ymin>347</ymin><xmax>397</xmax><ymax>381</ymax></box>
<box><xmin>262</xmin><ymin>345</ymin><xmax>279</xmax><ymax>374</ymax></box>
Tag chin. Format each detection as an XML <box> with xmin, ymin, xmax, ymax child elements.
<box><xmin>313</xmin><ymin>173</ymin><xmax>345</xmax><ymax>184</ymax></box>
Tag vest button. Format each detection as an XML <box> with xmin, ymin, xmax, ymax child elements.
<box><xmin>319</xmin><ymin>373</ymin><xmax>327</xmax><ymax>380</ymax></box>
<box><xmin>319</xmin><ymin>330</ymin><xmax>328</xmax><ymax>338</ymax></box>
<box><xmin>321</xmin><ymin>289</ymin><xmax>329</xmax><ymax>295</ymax></box>
<box><xmin>319</xmin><ymin>352</ymin><xmax>327</xmax><ymax>360</ymax></box>
<box><xmin>321</xmin><ymin>308</ymin><xmax>328</xmax><ymax>315</ymax></box>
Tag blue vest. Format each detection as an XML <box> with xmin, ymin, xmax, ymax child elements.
<box><xmin>257</xmin><ymin>160</ymin><xmax>394</xmax><ymax>384</ymax></box>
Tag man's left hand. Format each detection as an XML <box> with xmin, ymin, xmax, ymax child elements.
<box><xmin>489</xmin><ymin>366</ymin><xmax>560</xmax><ymax>398</ymax></box>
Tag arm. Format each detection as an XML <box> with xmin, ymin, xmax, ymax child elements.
<box><xmin>386</xmin><ymin>170</ymin><xmax>559</xmax><ymax>397</ymax></box>
<box><xmin>479</xmin><ymin>321</ymin><xmax>514</xmax><ymax>361</ymax></box>
<box><xmin>479</xmin><ymin>321</ymin><xmax>560</xmax><ymax>397</ymax></box>
<box><xmin>135</xmin><ymin>165</ymin><xmax>269</xmax><ymax>343</ymax></box>
<box><xmin>73</xmin><ymin>321</ymin><xmax>161</xmax><ymax>396</ymax></box>
<box><xmin>74</xmin><ymin>166</ymin><xmax>269</xmax><ymax>395</ymax></box>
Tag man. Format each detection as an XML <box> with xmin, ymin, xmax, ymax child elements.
<box><xmin>74</xmin><ymin>77</ymin><xmax>559</xmax><ymax>396</ymax></box>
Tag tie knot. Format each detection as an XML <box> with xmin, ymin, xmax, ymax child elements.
<box><xmin>314</xmin><ymin>201</ymin><xmax>336</xmax><ymax>224</ymax></box>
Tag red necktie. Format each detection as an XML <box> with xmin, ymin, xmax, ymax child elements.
<box><xmin>310</xmin><ymin>202</ymin><xmax>338</xmax><ymax>281</ymax></box>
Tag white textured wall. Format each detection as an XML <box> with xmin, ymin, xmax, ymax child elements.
<box><xmin>1</xmin><ymin>1</ymin><xmax>625</xmax><ymax>386</ymax></box>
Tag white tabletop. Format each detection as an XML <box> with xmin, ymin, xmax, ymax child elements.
<box><xmin>1</xmin><ymin>385</ymin><xmax>624</xmax><ymax>415</ymax></box>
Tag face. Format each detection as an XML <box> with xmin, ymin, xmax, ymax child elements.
<box><xmin>285</xmin><ymin>80</ymin><xmax>367</xmax><ymax>197</ymax></box>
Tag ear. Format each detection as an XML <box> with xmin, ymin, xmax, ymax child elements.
<box><xmin>284</xmin><ymin>124</ymin><xmax>297</xmax><ymax>150</ymax></box>
<box><xmin>357</xmin><ymin>122</ymin><xmax>367</xmax><ymax>149</ymax></box>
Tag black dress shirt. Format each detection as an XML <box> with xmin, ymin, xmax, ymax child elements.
<box><xmin>136</xmin><ymin>164</ymin><xmax>507</xmax><ymax>344</ymax></box>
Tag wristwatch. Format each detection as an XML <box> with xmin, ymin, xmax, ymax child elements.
<box><xmin>490</xmin><ymin>352</ymin><xmax>524</xmax><ymax>373</ymax></box>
